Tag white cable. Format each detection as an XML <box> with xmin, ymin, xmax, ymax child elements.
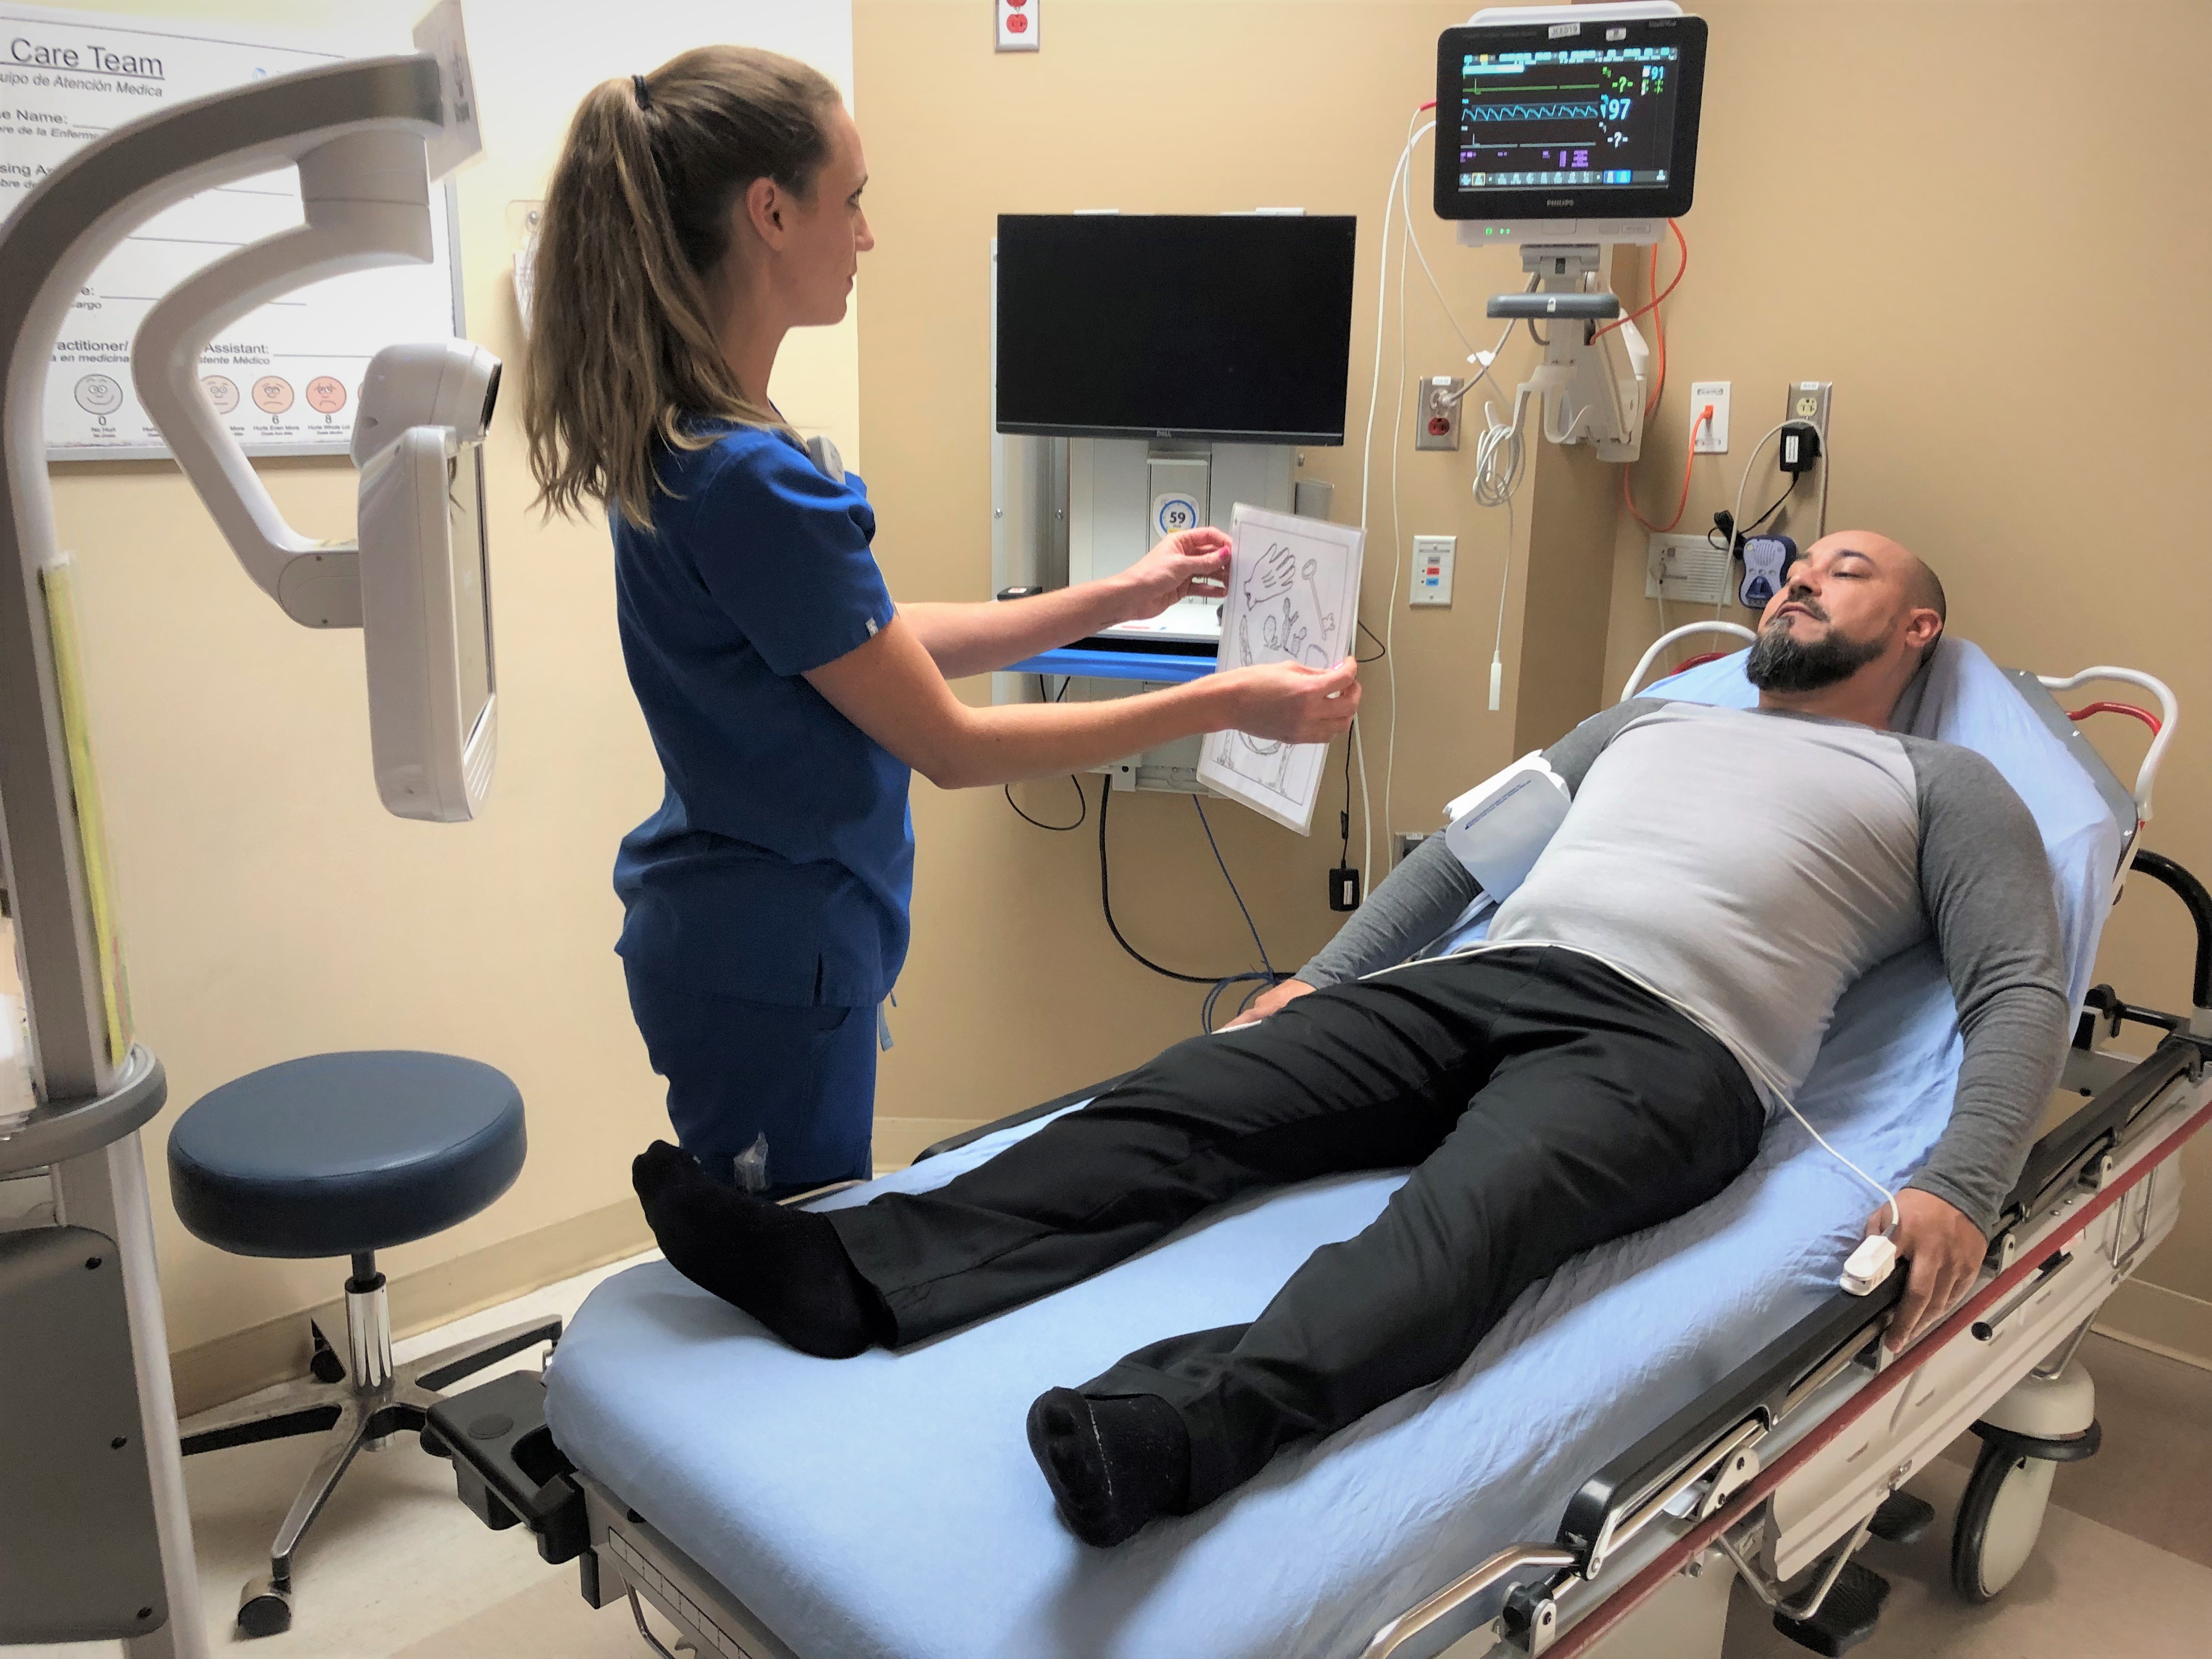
<box><xmin>1385</xmin><ymin>119</ymin><xmax>1523</xmax><ymax>414</ymax></box>
<box><xmin>1455</xmin><ymin>317</ymin><xmax>1520</xmax><ymax>416</ymax></box>
<box><xmin>1350</xmin><ymin>130</ymin><xmax>1409</xmax><ymax>896</ymax></box>
<box><xmin>1399</xmin><ymin>128</ymin><xmax>1474</xmax><ymax>358</ymax></box>
<box><xmin>1356</xmin><ymin>137</ymin><xmax>1408</xmax><ymax>551</ymax></box>
<box><xmin>1487</xmin><ymin>492</ymin><xmax>1515</xmax><ymax>711</ymax></box>
<box><xmin>1353</xmin><ymin>718</ymin><xmax>1373</xmax><ymax>895</ymax></box>
<box><xmin>1778</xmin><ymin>1093</ymin><xmax>1901</xmax><ymax>1235</ymax></box>
<box><xmin>1472</xmin><ymin>384</ymin><xmax>1530</xmax><ymax>508</ymax></box>
<box><xmin>1383</xmin><ymin>114</ymin><xmax>1426</xmax><ymax>853</ymax></box>
<box><xmin>1718</xmin><ymin>419</ymin><xmax>1792</xmax><ymax>620</ymax></box>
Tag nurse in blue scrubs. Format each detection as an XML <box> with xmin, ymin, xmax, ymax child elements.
<box><xmin>521</xmin><ymin>48</ymin><xmax>1360</xmax><ymax>1194</ymax></box>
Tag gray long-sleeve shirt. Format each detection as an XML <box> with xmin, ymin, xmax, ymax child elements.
<box><xmin>1299</xmin><ymin>700</ymin><xmax>2070</xmax><ymax>1233</ymax></box>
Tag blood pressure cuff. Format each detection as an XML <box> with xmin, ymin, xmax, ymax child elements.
<box><xmin>1441</xmin><ymin>754</ymin><xmax>1573</xmax><ymax>901</ymax></box>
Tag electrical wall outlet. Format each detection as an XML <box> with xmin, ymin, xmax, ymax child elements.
<box><xmin>1690</xmin><ymin>381</ymin><xmax>1729</xmax><ymax>452</ymax></box>
<box><xmin>995</xmin><ymin>0</ymin><xmax>1039</xmax><ymax>51</ymax></box>
<box><xmin>1416</xmin><ymin>377</ymin><xmax>1465</xmax><ymax>450</ymax></box>
<box><xmin>1786</xmin><ymin>379</ymin><xmax>1832</xmax><ymax>433</ymax></box>
<box><xmin>1644</xmin><ymin>533</ymin><xmax>1733</xmax><ymax>604</ymax></box>
<box><xmin>1410</xmin><ymin>535</ymin><xmax>1455</xmax><ymax>605</ymax></box>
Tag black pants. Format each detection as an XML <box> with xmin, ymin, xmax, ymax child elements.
<box><xmin>828</xmin><ymin>947</ymin><xmax>1764</xmax><ymax>1509</ymax></box>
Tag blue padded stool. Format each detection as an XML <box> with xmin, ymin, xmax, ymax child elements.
<box><xmin>168</xmin><ymin>1052</ymin><xmax>559</xmax><ymax>1638</ymax></box>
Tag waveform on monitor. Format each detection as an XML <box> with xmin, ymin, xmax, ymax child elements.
<box><xmin>1464</xmin><ymin>99</ymin><xmax>1604</xmax><ymax>123</ymax></box>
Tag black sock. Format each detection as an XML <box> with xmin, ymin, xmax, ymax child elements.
<box><xmin>631</xmin><ymin>1141</ymin><xmax>882</xmax><ymax>1359</ymax></box>
<box><xmin>1025</xmin><ymin>1386</ymin><xmax>1190</xmax><ymax>1547</ymax></box>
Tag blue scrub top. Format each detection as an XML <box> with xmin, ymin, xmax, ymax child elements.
<box><xmin>610</xmin><ymin>424</ymin><xmax>912</xmax><ymax>1008</ymax></box>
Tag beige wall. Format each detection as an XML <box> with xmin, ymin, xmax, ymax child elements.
<box><xmin>29</xmin><ymin>0</ymin><xmax>861</xmax><ymax>1404</ymax></box>
<box><xmin>857</xmin><ymin>0</ymin><xmax>1559</xmax><ymax>1138</ymax></box>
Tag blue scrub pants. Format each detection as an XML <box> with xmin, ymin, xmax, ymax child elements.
<box><xmin>623</xmin><ymin>962</ymin><xmax>876</xmax><ymax>1196</ymax></box>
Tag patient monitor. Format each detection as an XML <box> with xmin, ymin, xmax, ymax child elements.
<box><xmin>1434</xmin><ymin>3</ymin><xmax>1708</xmax><ymax>462</ymax></box>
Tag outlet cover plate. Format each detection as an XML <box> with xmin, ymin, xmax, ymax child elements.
<box><xmin>1691</xmin><ymin>380</ymin><xmax>1730</xmax><ymax>452</ymax></box>
<box><xmin>1787</xmin><ymin>379</ymin><xmax>1832</xmax><ymax>432</ymax></box>
<box><xmin>1645</xmin><ymin>533</ymin><xmax>1733</xmax><ymax>605</ymax></box>
<box><xmin>1416</xmin><ymin>377</ymin><xmax>1465</xmax><ymax>451</ymax></box>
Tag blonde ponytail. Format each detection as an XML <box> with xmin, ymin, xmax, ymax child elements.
<box><xmin>524</xmin><ymin>47</ymin><xmax>841</xmax><ymax>528</ymax></box>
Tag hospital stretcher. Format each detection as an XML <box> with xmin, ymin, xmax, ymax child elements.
<box><xmin>425</xmin><ymin>642</ymin><xmax>2208</xmax><ymax>1659</ymax></box>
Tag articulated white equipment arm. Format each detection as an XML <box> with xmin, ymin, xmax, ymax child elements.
<box><xmin>0</xmin><ymin>10</ymin><xmax>478</xmax><ymax>1654</ymax></box>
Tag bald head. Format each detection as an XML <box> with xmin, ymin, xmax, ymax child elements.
<box><xmin>1801</xmin><ymin>531</ymin><xmax>1945</xmax><ymax>659</ymax></box>
<box><xmin>1905</xmin><ymin>555</ymin><xmax>1947</xmax><ymax>637</ymax></box>
<box><xmin>1746</xmin><ymin>530</ymin><xmax>1951</xmax><ymax>725</ymax></box>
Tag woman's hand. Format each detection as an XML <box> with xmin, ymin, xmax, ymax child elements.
<box><xmin>1223</xmin><ymin>978</ymin><xmax>1315</xmax><ymax>1029</ymax></box>
<box><xmin>1871</xmin><ymin>1188</ymin><xmax>1988</xmax><ymax>1351</ymax></box>
<box><xmin>1221</xmin><ymin>657</ymin><xmax>1361</xmax><ymax>744</ymax></box>
<box><xmin>1112</xmin><ymin>529</ymin><xmax>1232</xmax><ymax>622</ymax></box>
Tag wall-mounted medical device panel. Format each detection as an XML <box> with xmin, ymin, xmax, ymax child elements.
<box><xmin>1066</xmin><ymin>441</ymin><xmax>1294</xmax><ymax>590</ymax></box>
<box><xmin>994</xmin><ymin>214</ymin><xmax>1358</xmax><ymax>445</ymax></box>
<box><xmin>358</xmin><ymin>426</ymin><xmax>496</xmax><ymax>823</ymax></box>
<box><xmin>1434</xmin><ymin>9</ymin><xmax>1706</xmax><ymax>242</ymax></box>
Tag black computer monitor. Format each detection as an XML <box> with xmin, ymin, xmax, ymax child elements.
<box><xmin>994</xmin><ymin>214</ymin><xmax>1358</xmax><ymax>446</ymax></box>
<box><xmin>1432</xmin><ymin>13</ymin><xmax>1706</xmax><ymax>225</ymax></box>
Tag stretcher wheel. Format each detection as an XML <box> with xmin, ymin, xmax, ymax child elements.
<box><xmin>1949</xmin><ymin>1440</ymin><xmax>2056</xmax><ymax>1602</ymax></box>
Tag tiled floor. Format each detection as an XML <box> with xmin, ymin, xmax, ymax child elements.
<box><xmin>1722</xmin><ymin>1423</ymin><xmax>2212</xmax><ymax>1659</ymax></box>
<box><xmin>10</xmin><ymin>1285</ymin><xmax>2208</xmax><ymax>1658</ymax></box>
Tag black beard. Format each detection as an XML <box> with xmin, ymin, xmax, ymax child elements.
<box><xmin>1744</xmin><ymin>620</ymin><xmax>1885</xmax><ymax>694</ymax></box>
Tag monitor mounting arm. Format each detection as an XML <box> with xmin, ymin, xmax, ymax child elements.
<box><xmin>132</xmin><ymin>128</ymin><xmax>441</xmax><ymax>629</ymax></box>
<box><xmin>1485</xmin><ymin>242</ymin><xmax>1650</xmax><ymax>461</ymax></box>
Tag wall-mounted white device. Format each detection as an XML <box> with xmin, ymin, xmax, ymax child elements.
<box><xmin>130</xmin><ymin>129</ymin><xmax>500</xmax><ymax>821</ymax></box>
<box><xmin>354</xmin><ymin>341</ymin><xmax>500</xmax><ymax>821</ymax></box>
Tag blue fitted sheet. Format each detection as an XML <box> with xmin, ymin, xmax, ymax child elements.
<box><xmin>545</xmin><ymin>639</ymin><xmax>2123</xmax><ymax>1659</ymax></box>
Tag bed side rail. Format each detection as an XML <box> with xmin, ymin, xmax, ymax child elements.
<box><xmin>1560</xmin><ymin>1021</ymin><xmax>2203</xmax><ymax>1581</ymax></box>
<box><xmin>1558</xmin><ymin>1275</ymin><xmax>1900</xmax><ymax>1576</ymax></box>
<box><xmin>2124</xmin><ymin>850</ymin><xmax>2212</xmax><ymax>1017</ymax></box>
<box><xmin>913</xmin><ymin>1073</ymin><xmax>1131</xmax><ymax>1162</ymax></box>
<box><xmin>2001</xmin><ymin>1035</ymin><xmax>2202</xmax><ymax>1234</ymax></box>
<box><xmin>2004</xmin><ymin>669</ymin><xmax>2144</xmax><ymax>842</ymax></box>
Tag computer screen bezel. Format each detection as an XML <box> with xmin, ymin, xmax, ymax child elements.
<box><xmin>994</xmin><ymin>213</ymin><xmax>1358</xmax><ymax>447</ymax></box>
<box><xmin>1432</xmin><ymin>14</ymin><xmax>1707</xmax><ymax>225</ymax></box>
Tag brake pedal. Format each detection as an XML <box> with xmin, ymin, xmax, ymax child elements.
<box><xmin>1867</xmin><ymin>1490</ymin><xmax>1935</xmax><ymax>1544</ymax></box>
<box><xmin>1773</xmin><ymin>1561</ymin><xmax>1891</xmax><ymax>1656</ymax></box>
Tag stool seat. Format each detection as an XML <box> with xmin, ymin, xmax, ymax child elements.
<box><xmin>168</xmin><ymin>1051</ymin><xmax>525</xmax><ymax>1259</ymax></box>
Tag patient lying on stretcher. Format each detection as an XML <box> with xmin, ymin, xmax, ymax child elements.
<box><xmin>632</xmin><ymin>532</ymin><xmax>2070</xmax><ymax>1548</ymax></box>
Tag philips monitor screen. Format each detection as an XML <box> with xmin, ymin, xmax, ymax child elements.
<box><xmin>1433</xmin><ymin>14</ymin><xmax>1706</xmax><ymax>223</ymax></box>
<box><xmin>995</xmin><ymin>215</ymin><xmax>1358</xmax><ymax>445</ymax></box>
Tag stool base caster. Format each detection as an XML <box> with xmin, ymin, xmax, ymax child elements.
<box><xmin>237</xmin><ymin>1575</ymin><xmax>293</xmax><ymax>1638</ymax></box>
